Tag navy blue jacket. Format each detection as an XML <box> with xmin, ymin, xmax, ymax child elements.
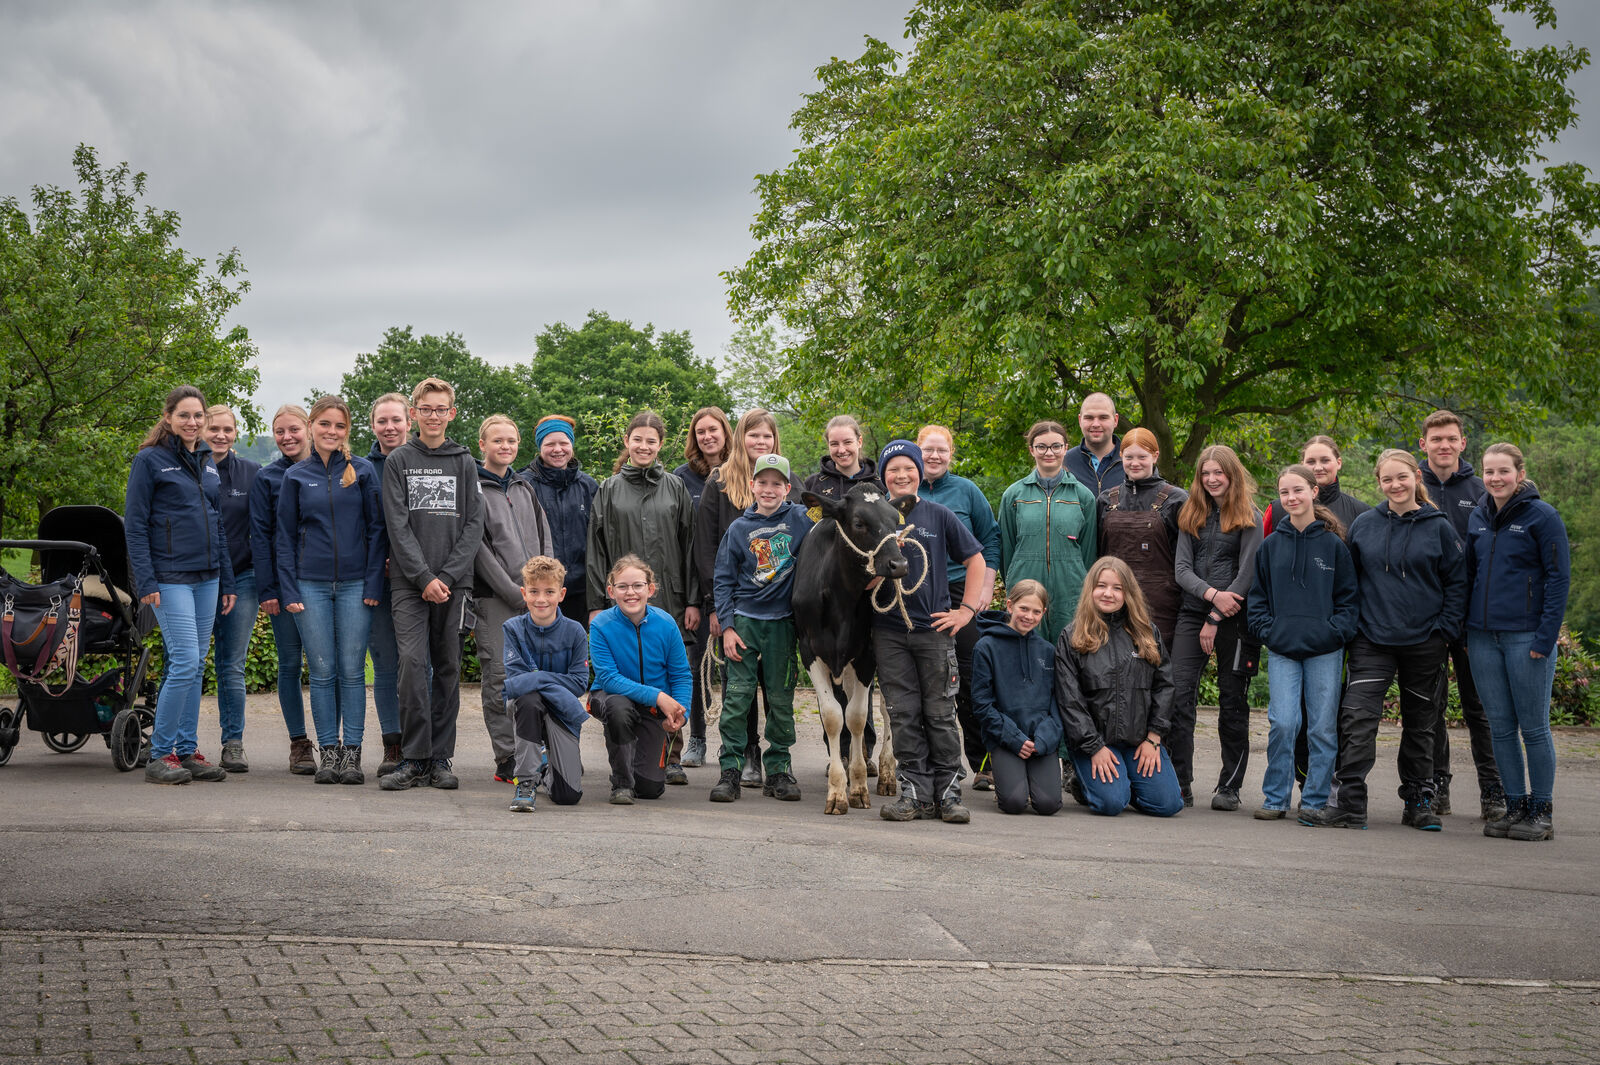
<box><xmin>124</xmin><ymin>436</ymin><xmax>235</xmax><ymax>600</ymax></box>
<box><xmin>712</xmin><ymin>500</ymin><xmax>815</xmax><ymax>622</ymax></box>
<box><xmin>1420</xmin><ymin>460</ymin><xmax>1485</xmax><ymax>539</ymax></box>
<box><xmin>970</xmin><ymin>612</ymin><xmax>1062</xmax><ymax>757</ymax></box>
<box><xmin>502</xmin><ymin>611</ymin><xmax>590</xmax><ymax>734</ymax></box>
<box><xmin>1465</xmin><ymin>483</ymin><xmax>1570</xmax><ymax>656</ymax></box>
<box><xmin>1064</xmin><ymin>436</ymin><xmax>1124</xmax><ymax>496</ymax></box>
<box><xmin>672</xmin><ymin>461</ymin><xmax>710</xmax><ymax>506</ymax></box>
<box><xmin>249</xmin><ymin>455</ymin><xmax>293</xmax><ymax>603</ymax></box>
<box><xmin>215</xmin><ymin>451</ymin><xmax>260</xmax><ymax>576</ymax></box>
<box><xmin>1247</xmin><ymin>517</ymin><xmax>1359</xmax><ymax>659</ymax></box>
<box><xmin>522</xmin><ymin>457</ymin><xmax>599</xmax><ymax>587</ymax></box>
<box><xmin>275</xmin><ymin>450</ymin><xmax>386</xmax><ymax>604</ymax></box>
<box><xmin>1347</xmin><ymin>503</ymin><xmax>1467</xmax><ymax>646</ymax></box>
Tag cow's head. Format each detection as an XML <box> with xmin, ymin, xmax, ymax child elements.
<box><xmin>803</xmin><ymin>485</ymin><xmax>914</xmax><ymax>581</ymax></box>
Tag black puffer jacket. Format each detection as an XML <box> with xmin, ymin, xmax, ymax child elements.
<box><xmin>1054</xmin><ymin>609</ymin><xmax>1174</xmax><ymax>756</ymax></box>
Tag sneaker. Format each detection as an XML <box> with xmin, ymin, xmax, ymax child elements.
<box><xmin>763</xmin><ymin>771</ymin><xmax>801</xmax><ymax>802</ymax></box>
<box><xmin>313</xmin><ymin>746</ymin><xmax>339</xmax><ymax>785</ymax></box>
<box><xmin>681</xmin><ymin>736</ymin><xmax>707</xmax><ymax>768</ymax></box>
<box><xmin>709</xmin><ymin>768</ymin><xmax>741</xmax><ymax>803</ymax></box>
<box><xmin>379</xmin><ymin>759</ymin><xmax>431</xmax><ymax>790</ymax></box>
<box><xmin>939</xmin><ymin>800</ymin><xmax>971</xmax><ymax>824</ymax></box>
<box><xmin>429</xmin><ymin>759</ymin><xmax>459</xmax><ymax>790</ymax></box>
<box><xmin>1253</xmin><ymin>806</ymin><xmax>1287</xmax><ymax>820</ymax></box>
<box><xmin>378</xmin><ymin>741</ymin><xmax>403</xmax><ymax>777</ymax></box>
<box><xmin>1480</xmin><ymin>782</ymin><xmax>1508</xmax><ymax>823</ymax></box>
<box><xmin>609</xmin><ymin>787</ymin><xmax>636</xmax><ymax>805</ymax></box>
<box><xmin>1508</xmin><ymin>798</ymin><xmax>1554</xmax><ymax>842</ymax></box>
<box><xmin>1403</xmin><ymin>797</ymin><xmax>1442</xmax><ymax>831</ymax></box>
<box><xmin>509</xmin><ymin>780</ymin><xmax>536</xmax><ymax>813</ymax></box>
<box><xmin>145</xmin><ymin>752</ymin><xmax>192</xmax><ymax>785</ymax></box>
<box><xmin>1299</xmin><ymin>805</ymin><xmax>1367</xmax><ymax>829</ymax></box>
<box><xmin>740</xmin><ymin>759</ymin><xmax>764</xmax><ymax>787</ymax></box>
<box><xmin>879</xmin><ymin>794</ymin><xmax>922</xmax><ymax>821</ymax></box>
<box><xmin>219</xmin><ymin>740</ymin><xmax>248</xmax><ymax>773</ymax></box>
<box><xmin>338</xmin><ymin>745</ymin><xmax>364</xmax><ymax>786</ymax></box>
<box><xmin>289</xmin><ymin>736</ymin><xmax>317</xmax><ymax>775</ymax></box>
<box><xmin>181</xmin><ymin>752</ymin><xmax>228</xmax><ymax>782</ymax></box>
<box><xmin>1181</xmin><ymin>786</ymin><xmax>1195</xmax><ymax>809</ymax></box>
<box><xmin>1211</xmin><ymin>788</ymin><xmax>1241</xmax><ymax>812</ymax></box>
<box><xmin>493</xmin><ymin>757</ymin><xmax>516</xmax><ymax>784</ymax></box>
<box><xmin>665</xmin><ymin>762</ymin><xmax>689</xmax><ymax>786</ymax></box>
<box><xmin>1432</xmin><ymin>777</ymin><xmax>1452</xmax><ymax>815</ymax></box>
<box><xmin>971</xmin><ymin>771</ymin><xmax>994</xmax><ymax>792</ymax></box>
<box><xmin>1484</xmin><ymin>796</ymin><xmax>1527</xmax><ymax>838</ymax></box>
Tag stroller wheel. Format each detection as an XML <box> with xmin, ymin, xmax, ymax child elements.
<box><xmin>110</xmin><ymin>709</ymin><xmax>149</xmax><ymax>772</ymax></box>
<box><xmin>42</xmin><ymin>731</ymin><xmax>91</xmax><ymax>754</ymax></box>
<box><xmin>0</xmin><ymin>707</ymin><xmax>16</xmax><ymax>766</ymax></box>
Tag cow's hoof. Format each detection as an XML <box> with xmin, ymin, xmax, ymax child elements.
<box><xmin>824</xmin><ymin>795</ymin><xmax>849</xmax><ymax>815</ymax></box>
<box><xmin>876</xmin><ymin>778</ymin><xmax>898</xmax><ymax>797</ymax></box>
<box><xmin>848</xmin><ymin>789</ymin><xmax>869</xmax><ymax>809</ymax></box>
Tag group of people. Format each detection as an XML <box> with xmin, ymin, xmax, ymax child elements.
<box><xmin>121</xmin><ymin>382</ymin><xmax>1569</xmax><ymax>840</ymax></box>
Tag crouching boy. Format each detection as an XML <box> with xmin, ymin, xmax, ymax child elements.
<box><xmin>503</xmin><ymin>556</ymin><xmax>590</xmax><ymax>812</ymax></box>
<box><xmin>710</xmin><ymin>453</ymin><xmax>814</xmax><ymax>803</ymax></box>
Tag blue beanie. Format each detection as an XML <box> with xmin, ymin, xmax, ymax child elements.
<box><xmin>534</xmin><ymin>415</ymin><xmax>576</xmax><ymax>448</ymax></box>
<box><xmin>878</xmin><ymin>439</ymin><xmax>924</xmax><ymax>483</ymax></box>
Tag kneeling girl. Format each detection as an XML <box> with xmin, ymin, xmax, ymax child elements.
<box><xmin>970</xmin><ymin>580</ymin><xmax>1063</xmax><ymax>815</ymax></box>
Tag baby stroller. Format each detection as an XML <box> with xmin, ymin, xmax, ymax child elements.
<box><xmin>0</xmin><ymin>505</ymin><xmax>157</xmax><ymax>770</ymax></box>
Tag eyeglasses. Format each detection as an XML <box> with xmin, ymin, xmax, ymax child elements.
<box><xmin>611</xmin><ymin>583</ymin><xmax>650</xmax><ymax>594</ymax></box>
<box><xmin>1031</xmin><ymin>443</ymin><xmax>1065</xmax><ymax>454</ymax></box>
<box><xmin>414</xmin><ymin>406</ymin><xmax>453</xmax><ymax>418</ymax></box>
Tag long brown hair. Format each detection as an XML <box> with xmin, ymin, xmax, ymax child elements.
<box><xmin>612</xmin><ymin>411</ymin><xmax>667</xmax><ymax>475</ymax></box>
<box><xmin>1178</xmin><ymin>444</ymin><xmax>1259</xmax><ymax>535</ymax></box>
<box><xmin>308</xmin><ymin>395</ymin><xmax>358</xmax><ymax>487</ymax></box>
<box><xmin>1068</xmin><ymin>557</ymin><xmax>1161</xmax><ymax>664</ymax></box>
<box><xmin>1278</xmin><ymin>463</ymin><xmax>1345</xmax><ymax>540</ymax></box>
<box><xmin>682</xmin><ymin>406</ymin><xmax>733</xmax><ymax>477</ymax></box>
<box><xmin>139</xmin><ymin>385</ymin><xmax>208</xmax><ymax>450</ymax></box>
<box><xmin>714</xmin><ymin>408</ymin><xmax>782</xmax><ymax>510</ymax></box>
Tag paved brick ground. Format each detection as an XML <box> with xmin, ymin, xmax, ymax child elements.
<box><xmin>4</xmin><ymin>931</ymin><xmax>1599</xmax><ymax>1065</ymax></box>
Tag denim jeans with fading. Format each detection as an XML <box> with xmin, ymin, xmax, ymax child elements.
<box><xmin>1262</xmin><ymin>649</ymin><xmax>1343</xmax><ymax>810</ymax></box>
<box><xmin>292</xmin><ymin>580</ymin><xmax>373</xmax><ymax>748</ymax></box>
<box><xmin>150</xmin><ymin>578</ymin><xmax>220</xmax><ymax>758</ymax></box>
<box><xmin>210</xmin><ymin>568</ymin><xmax>257</xmax><ymax>744</ymax></box>
<box><xmin>1467</xmin><ymin>629</ymin><xmax>1557</xmax><ymax>804</ymax></box>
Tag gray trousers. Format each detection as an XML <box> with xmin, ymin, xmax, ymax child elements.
<box><xmin>989</xmin><ymin>748</ymin><xmax>1063</xmax><ymax>815</ymax></box>
<box><xmin>590</xmin><ymin>691</ymin><xmax>669</xmax><ymax>799</ymax></box>
<box><xmin>392</xmin><ymin>580</ymin><xmax>468</xmax><ymax>762</ymax></box>
<box><xmin>474</xmin><ymin>595</ymin><xmax>520</xmax><ymax>763</ymax></box>
<box><xmin>511</xmin><ymin>692</ymin><xmax>584</xmax><ymax>805</ymax></box>
<box><xmin>872</xmin><ymin>626</ymin><xmax>963</xmax><ymax>807</ymax></box>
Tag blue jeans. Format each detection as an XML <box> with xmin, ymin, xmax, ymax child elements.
<box><xmin>268</xmin><ymin>609</ymin><xmax>306</xmax><ymax>737</ymax></box>
<box><xmin>150</xmin><ymin>579</ymin><xmax>220</xmax><ymax>758</ymax></box>
<box><xmin>210</xmin><ymin>568</ymin><xmax>257</xmax><ymax>744</ymax></box>
<box><xmin>1263</xmin><ymin>649</ymin><xmax>1342</xmax><ymax>810</ymax></box>
<box><xmin>1069</xmin><ymin>743</ymin><xmax>1183</xmax><ymax>817</ymax></box>
<box><xmin>292</xmin><ymin>580</ymin><xmax>373</xmax><ymax>748</ymax></box>
<box><xmin>1466</xmin><ymin>630</ymin><xmax>1557</xmax><ymax>803</ymax></box>
<box><xmin>367</xmin><ymin>577</ymin><xmax>401</xmax><ymax>737</ymax></box>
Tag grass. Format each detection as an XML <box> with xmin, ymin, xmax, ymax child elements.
<box><xmin>2</xmin><ymin>549</ymin><xmax>31</xmax><ymax>579</ymax></box>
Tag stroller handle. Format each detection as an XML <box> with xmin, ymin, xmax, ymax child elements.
<box><xmin>0</xmin><ymin>540</ymin><xmax>100</xmax><ymax>559</ymax></box>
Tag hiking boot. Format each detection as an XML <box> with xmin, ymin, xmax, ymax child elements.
<box><xmin>1211</xmin><ymin>788</ymin><xmax>1241</xmax><ymax>812</ymax></box>
<box><xmin>181</xmin><ymin>753</ymin><xmax>227</xmax><ymax>782</ymax></box>
<box><xmin>740</xmin><ymin>758</ymin><xmax>764</xmax><ymax>787</ymax></box>
<box><xmin>610</xmin><ymin>787</ymin><xmax>636</xmax><ymax>805</ymax></box>
<box><xmin>1484</xmin><ymin>796</ymin><xmax>1527</xmax><ymax>838</ymax></box>
<box><xmin>1508</xmin><ymin>798</ymin><xmax>1554</xmax><ymax>841</ymax></box>
<box><xmin>1432</xmin><ymin>776</ymin><xmax>1452</xmax><ymax>815</ymax></box>
<box><xmin>1403</xmin><ymin>796</ymin><xmax>1442</xmax><ymax>831</ymax></box>
<box><xmin>338</xmin><ymin>745</ymin><xmax>364</xmax><ymax>785</ymax></box>
<box><xmin>313</xmin><ymin>746</ymin><xmax>339</xmax><ymax>784</ymax></box>
<box><xmin>1480</xmin><ymin>782</ymin><xmax>1508</xmax><ymax>823</ymax></box>
<box><xmin>219</xmin><ymin>740</ymin><xmax>248</xmax><ymax>773</ymax></box>
<box><xmin>509</xmin><ymin>780</ymin><xmax>536</xmax><ymax>813</ymax></box>
<box><xmin>939</xmin><ymin>800</ymin><xmax>971</xmax><ymax>824</ymax></box>
<box><xmin>971</xmin><ymin>771</ymin><xmax>994</xmax><ymax>792</ymax></box>
<box><xmin>429</xmin><ymin>759</ymin><xmax>459</xmax><ymax>790</ymax></box>
<box><xmin>493</xmin><ymin>757</ymin><xmax>515</xmax><ymax>783</ymax></box>
<box><xmin>289</xmin><ymin>736</ymin><xmax>317</xmax><ymax>775</ymax></box>
<box><xmin>681</xmin><ymin>736</ymin><xmax>707</xmax><ymax>768</ymax></box>
<box><xmin>665</xmin><ymin>762</ymin><xmax>689</xmax><ymax>786</ymax></box>
<box><xmin>379</xmin><ymin>759</ymin><xmax>431</xmax><ymax>791</ymax></box>
<box><xmin>709</xmin><ymin>768</ymin><xmax>741</xmax><ymax>803</ymax></box>
<box><xmin>763</xmin><ymin>771</ymin><xmax>801</xmax><ymax>802</ymax></box>
<box><xmin>1299</xmin><ymin>805</ymin><xmax>1366</xmax><ymax>829</ymax></box>
<box><xmin>879</xmin><ymin>794</ymin><xmax>922</xmax><ymax>821</ymax></box>
<box><xmin>145</xmin><ymin>752</ymin><xmax>192</xmax><ymax>785</ymax></box>
<box><xmin>1253</xmin><ymin>806</ymin><xmax>1287</xmax><ymax>820</ymax></box>
<box><xmin>1181</xmin><ymin>786</ymin><xmax>1195</xmax><ymax>809</ymax></box>
<box><xmin>378</xmin><ymin>739</ymin><xmax>403</xmax><ymax>777</ymax></box>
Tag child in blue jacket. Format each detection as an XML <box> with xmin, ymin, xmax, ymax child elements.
<box><xmin>589</xmin><ymin>554</ymin><xmax>693</xmax><ymax>804</ymax></box>
<box><xmin>503</xmin><ymin>556</ymin><xmax>591</xmax><ymax>812</ymax></box>
<box><xmin>970</xmin><ymin>580</ymin><xmax>1063</xmax><ymax>815</ymax></box>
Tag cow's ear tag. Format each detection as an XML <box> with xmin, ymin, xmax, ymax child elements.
<box><xmin>897</xmin><ymin>512</ymin><xmax>906</xmax><ymax>525</ymax></box>
<box><xmin>807</xmin><ymin>506</ymin><xmax>823</xmax><ymax>523</ymax></box>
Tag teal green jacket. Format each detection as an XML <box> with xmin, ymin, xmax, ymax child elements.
<box><xmin>999</xmin><ymin>469</ymin><xmax>1098</xmax><ymax>642</ymax></box>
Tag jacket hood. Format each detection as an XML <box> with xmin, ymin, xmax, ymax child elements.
<box><xmin>367</xmin><ymin>441</ymin><xmax>387</xmax><ymax>461</ymax></box>
<box><xmin>1487</xmin><ymin>481</ymin><xmax>1542</xmax><ymax>526</ymax></box>
<box><xmin>526</xmin><ymin>455</ymin><xmax>588</xmax><ymax>485</ymax></box>
<box><xmin>405</xmin><ymin>434</ymin><xmax>471</xmax><ymax>457</ymax></box>
<box><xmin>619</xmin><ymin>461</ymin><xmax>665</xmax><ymax>486</ymax></box>
<box><xmin>1424</xmin><ymin>459</ymin><xmax>1478</xmax><ymax>486</ymax></box>
<box><xmin>819</xmin><ymin>455</ymin><xmax>878</xmax><ymax>482</ymax></box>
<box><xmin>477</xmin><ymin>462</ymin><xmax>516</xmax><ymax>490</ymax></box>
<box><xmin>1270</xmin><ymin>517</ymin><xmax>1332</xmax><ymax>588</ymax></box>
<box><xmin>1369</xmin><ymin>502</ymin><xmax>1448</xmax><ymax>578</ymax></box>
<box><xmin>740</xmin><ymin>498</ymin><xmax>802</xmax><ymax>521</ymax></box>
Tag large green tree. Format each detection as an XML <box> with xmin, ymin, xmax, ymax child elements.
<box><xmin>726</xmin><ymin>0</ymin><xmax>1600</xmax><ymax>482</ymax></box>
<box><xmin>0</xmin><ymin>145</ymin><xmax>257</xmax><ymax>535</ymax></box>
<box><xmin>521</xmin><ymin>310</ymin><xmax>731</xmax><ymax>472</ymax></box>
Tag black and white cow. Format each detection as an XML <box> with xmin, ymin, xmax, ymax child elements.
<box><xmin>794</xmin><ymin>484</ymin><xmax>915</xmax><ymax>814</ymax></box>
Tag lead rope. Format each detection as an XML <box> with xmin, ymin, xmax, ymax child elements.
<box><xmin>831</xmin><ymin>524</ymin><xmax>931</xmax><ymax>632</ymax></box>
<box><xmin>699</xmin><ymin>639</ymin><xmax>724</xmax><ymax>730</ymax></box>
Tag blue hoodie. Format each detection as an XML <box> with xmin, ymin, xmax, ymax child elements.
<box><xmin>1465</xmin><ymin>483</ymin><xmax>1570</xmax><ymax>657</ymax></box>
<box><xmin>124</xmin><ymin>435</ymin><xmax>235</xmax><ymax>600</ymax></box>
<box><xmin>502</xmin><ymin>610</ymin><xmax>590</xmax><ymax>735</ymax></box>
<box><xmin>1347</xmin><ymin>503</ymin><xmax>1467</xmax><ymax>646</ymax></box>
<box><xmin>590</xmin><ymin>603</ymin><xmax>693</xmax><ymax>709</ymax></box>
<box><xmin>1247</xmin><ymin>517</ymin><xmax>1358</xmax><ymax>659</ymax></box>
<box><xmin>970</xmin><ymin>611</ymin><xmax>1062</xmax><ymax>757</ymax></box>
<box><xmin>712</xmin><ymin>499</ymin><xmax>815</xmax><ymax>623</ymax></box>
<box><xmin>274</xmin><ymin>450</ymin><xmax>386</xmax><ymax>604</ymax></box>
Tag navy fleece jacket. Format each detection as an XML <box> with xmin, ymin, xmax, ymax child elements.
<box><xmin>274</xmin><ymin>450</ymin><xmax>386</xmax><ymax>603</ymax></box>
<box><xmin>124</xmin><ymin>436</ymin><xmax>235</xmax><ymax>599</ymax></box>
<box><xmin>1247</xmin><ymin>517</ymin><xmax>1358</xmax><ymax>659</ymax></box>
<box><xmin>249</xmin><ymin>455</ymin><xmax>293</xmax><ymax>603</ymax></box>
<box><xmin>502</xmin><ymin>611</ymin><xmax>590</xmax><ymax>734</ymax></box>
<box><xmin>1346</xmin><ymin>503</ymin><xmax>1467</xmax><ymax>646</ymax></box>
<box><xmin>970</xmin><ymin>611</ymin><xmax>1062</xmax><ymax>757</ymax></box>
<box><xmin>1465</xmin><ymin>483</ymin><xmax>1571</xmax><ymax>657</ymax></box>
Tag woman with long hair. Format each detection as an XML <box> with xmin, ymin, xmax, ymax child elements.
<box><xmin>203</xmin><ymin>402</ymin><xmax>261</xmax><ymax>772</ymax></box>
<box><xmin>125</xmin><ymin>384</ymin><xmax>237</xmax><ymax>784</ymax></box>
<box><xmin>1095</xmin><ymin>427</ymin><xmax>1187</xmax><ymax>646</ymax></box>
<box><xmin>999</xmin><ymin>420</ymin><xmax>1098</xmax><ymax>643</ymax></box>
<box><xmin>275</xmin><ymin>395</ymin><xmax>386</xmax><ymax>784</ymax></box>
<box><xmin>1170</xmin><ymin>444</ymin><xmax>1262</xmax><ymax>812</ymax></box>
<box><xmin>1054</xmin><ymin>557</ymin><xmax>1182</xmax><ymax>817</ymax></box>
<box><xmin>674</xmin><ymin>405</ymin><xmax>733</xmax><ymax>768</ymax></box>
<box><xmin>1466</xmin><ymin>443</ymin><xmax>1570</xmax><ymax>842</ymax></box>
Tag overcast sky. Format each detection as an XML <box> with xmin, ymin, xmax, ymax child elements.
<box><xmin>2</xmin><ymin>1</ymin><xmax>1596</xmax><ymax>417</ymax></box>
